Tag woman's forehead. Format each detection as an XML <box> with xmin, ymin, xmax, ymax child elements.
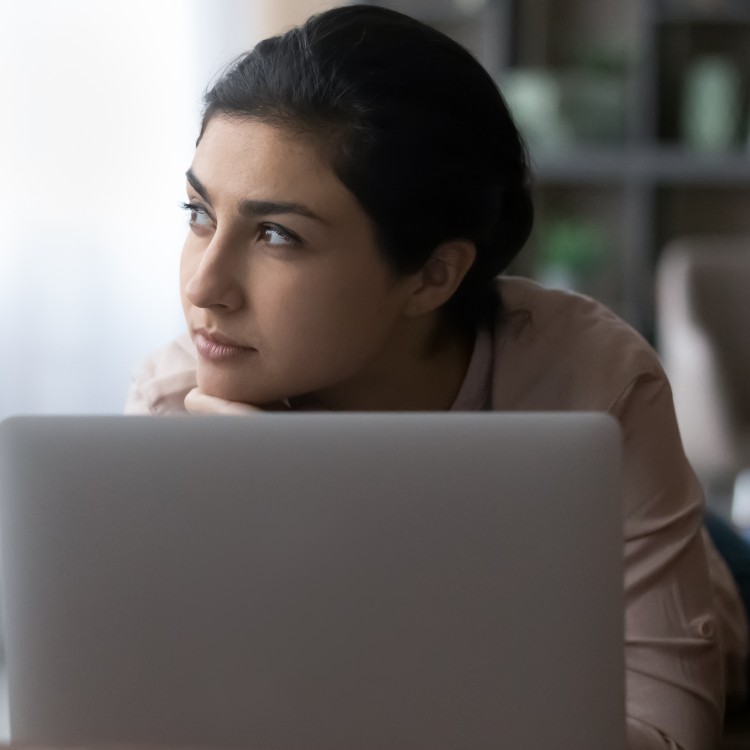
<box><xmin>188</xmin><ymin>117</ymin><xmax>370</xmax><ymax>231</ymax></box>
<box><xmin>192</xmin><ymin>119</ymin><xmax>340</xmax><ymax>197</ymax></box>
<box><xmin>197</xmin><ymin>117</ymin><xmax>321</xmax><ymax>172</ymax></box>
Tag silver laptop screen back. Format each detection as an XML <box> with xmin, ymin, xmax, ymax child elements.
<box><xmin>0</xmin><ymin>413</ymin><xmax>623</xmax><ymax>750</ymax></box>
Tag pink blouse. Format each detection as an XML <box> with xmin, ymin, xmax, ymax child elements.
<box><xmin>126</xmin><ymin>276</ymin><xmax>748</xmax><ymax>750</ymax></box>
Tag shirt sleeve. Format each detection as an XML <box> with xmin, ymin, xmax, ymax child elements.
<box><xmin>124</xmin><ymin>375</ymin><xmax>154</xmax><ymax>414</ymax></box>
<box><xmin>610</xmin><ymin>371</ymin><xmax>724</xmax><ymax>750</ymax></box>
<box><xmin>123</xmin><ymin>335</ymin><xmax>197</xmax><ymax>415</ymax></box>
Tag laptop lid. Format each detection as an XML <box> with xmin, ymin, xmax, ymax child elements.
<box><xmin>0</xmin><ymin>413</ymin><xmax>624</xmax><ymax>750</ymax></box>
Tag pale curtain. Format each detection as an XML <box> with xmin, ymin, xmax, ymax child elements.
<box><xmin>0</xmin><ymin>0</ymin><xmax>270</xmax><ymax>418</ymax></box>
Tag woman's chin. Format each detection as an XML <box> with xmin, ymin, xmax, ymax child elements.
<box><xmin>197</xmin><ymin>370</ymin><xmax>256</xmax><ymax>404</ymax></box>
<box><xmin>196</xmin><ymin>368</ymin><xmax>287</xmax><ymax>408</ymax></box>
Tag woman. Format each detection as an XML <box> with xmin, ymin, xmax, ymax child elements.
<box><xmin>126</xmin><ymin>5</ymin><xmax>748</xmax><ymax>748</ymax></box>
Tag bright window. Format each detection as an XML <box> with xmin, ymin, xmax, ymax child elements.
<box><xmin>0</xmin><ymin>0</ymin><xmax>262</xmax><ymax>417</ymax></box>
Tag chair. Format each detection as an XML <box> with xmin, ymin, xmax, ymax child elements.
<box><xmin>657</xmin><ymin>235</ymin><xmax>750</xmax><ymax>747</ymax></box>
<box><xmin>656</xmin><ymin>236</ymin><xmax>750</xmax><ymax>487</ymax></box>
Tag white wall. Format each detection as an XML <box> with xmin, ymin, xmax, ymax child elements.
<box><xmin>0</xmin><ymin>0</ymin><xmax>262</xmax><ymax>417</ymax></box>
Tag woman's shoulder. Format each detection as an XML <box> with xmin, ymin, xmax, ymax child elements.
<box><xmin>124</xmin><ymin>333</ymin><xmax>197</xmax><ymax>415</ymax></box>
<box><xmin>491</xmin><ymin>276</ymin><xmax>664</xmax><ymax>411</ymax></box>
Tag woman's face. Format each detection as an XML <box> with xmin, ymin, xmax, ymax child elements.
<box><xmin>180</xmin><ymin>116</ymin><xmax>420</xmax><ymax>407</ymax></box>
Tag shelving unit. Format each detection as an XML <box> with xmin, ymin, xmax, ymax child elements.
<box><xmin>363</xmin><ymin>0</ymin><xmax>750</xmax><ymax>337</ymax></box>
<box><xmin>509</xmin><ymin>0</ymin><xmax>750</xmax><ymax>337</ymax></box>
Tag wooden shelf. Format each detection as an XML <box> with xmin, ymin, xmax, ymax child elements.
<box><xmin>654</xmin><ymin>2</ymin><xmax>750</xmax><ymax>25</ymax></box>
<box><xmin>532</xmin><ymin>146</ymin><xmax>750</xmax><ymax>185</ymax></box>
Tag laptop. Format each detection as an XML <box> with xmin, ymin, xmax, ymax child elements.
<box><xmin>0</xmin><ymin>413</ymin><xmax>624</xmax><ymax>750</ymax></box>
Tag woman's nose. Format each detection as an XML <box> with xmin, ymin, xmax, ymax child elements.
<box><xmin>183</xmin><ymin>234</ymin><xmax>244</xmax><ymax>311</ymax></box>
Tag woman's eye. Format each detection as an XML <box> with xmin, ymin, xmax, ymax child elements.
<box><xmin>180</xmin><ymin>202</ymin><xmax>213</xmax><ymax>229</ymax></box>
<box><xmin>259</xmin><ymin>224</ymin><xmax>298</xmax><ymax>247</ymax></box>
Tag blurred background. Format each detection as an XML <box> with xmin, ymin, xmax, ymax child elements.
<box><xmin>2</xmin><ymin>0</ymin><xmax>750</xmax><ymax>520</ymax></box>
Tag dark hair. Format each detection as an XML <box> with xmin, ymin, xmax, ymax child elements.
<box><xmin>200</xmin><ymin>4</ymin><xmax>533</xmax><ymax>329</ymax></box>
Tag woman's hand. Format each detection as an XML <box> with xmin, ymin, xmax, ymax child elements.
<box><xmin>184</xmin><ymin>387</ymin><xmax>289</xmax><ymax>415</ymax></box>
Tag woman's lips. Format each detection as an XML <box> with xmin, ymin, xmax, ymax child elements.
<box><xmin>193</xmin><ymin>331</ymin><xmax>255</xmax><ymax>362</ymax></box>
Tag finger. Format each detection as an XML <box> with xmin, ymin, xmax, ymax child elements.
<box><xmin>184</xmin><ymin>388</ymin><xmax>264</xmax><ymax>415</ymax></box>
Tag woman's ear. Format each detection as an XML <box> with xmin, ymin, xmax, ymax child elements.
<box><xmin>405</xmin><ymin>240</ymin><xmax>477</xmax><ymax>317</ymax></box>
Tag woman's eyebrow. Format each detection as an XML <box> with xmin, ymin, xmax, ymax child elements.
<box><xmin>186</xmin><ymin>168</ymin><xmax>328</xmax><ymax>224</ymax></box>
<box><xmin>185</xmin><ymin>169</ymin><xmax>212</xmax><ymax>204</ymax></box>
<box><xmin>238</xmin><ymin>199</ymin><xmax>328</xmax><ymax>224</ymax></box>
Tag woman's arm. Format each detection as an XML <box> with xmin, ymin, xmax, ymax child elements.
<box><xmin>627</xmin><ymin>716</ymin><xmax>684</xmax><ymax>750</ymax></box>
<box><xmin>611</xmin><ymin>371</ymin><xmax>728</xmax><ymax>750</ymax></box>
